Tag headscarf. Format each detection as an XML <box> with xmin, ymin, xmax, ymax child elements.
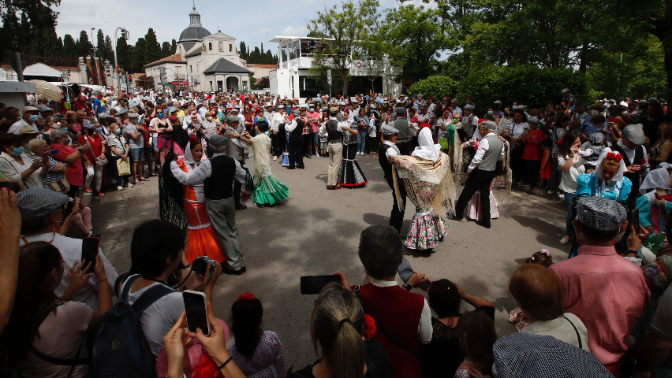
<box><xmin>182</xmin><ymin>140</ymin><xmax>201</xmax><ymax>165</ymax></box>
<box><xmin>640</xmin><ymin>165</ymin><xmax>672</xmax><ymax>194</ymax></box>
<box><xmin>412</xmin><ymin>127</ymin><xmax>441</xmax><ymax>162</ymax></box>
<box><xmin>593</xmin><ymin>148</ymin><xmax>626</xmax><ymax>181</ymax></box>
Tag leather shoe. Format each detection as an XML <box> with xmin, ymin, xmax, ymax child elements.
<box><xmin>327</xmin><ymin>185</ymin><xmax>335</xmax><ymax>190</ymax></box>
<box><xmin>334</xmin><ymin>185</ymin><xmax>342</xmax><ymax>189</ymax></box>
<box><xmin>235</xmin><ymin>203</ymin><xmax>248</xmax><ymax>210</ymax></box>
<box><xmin>476</xmin><ymin>220</ymin><xmax>491</xmax><ymax>229</ymax></box>
<box><xmin>222</xmin><ymin>266</ymin><xmax>246</xmax><ymax>275</ymax></box>
<box><xmin>447</xmin><ymin>214</ymin><xmax>463</xmax><ymax>221</ymax></box>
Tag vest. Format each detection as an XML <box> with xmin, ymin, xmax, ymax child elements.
<box><xmin>611</xmin><ymin>143</ymin><xmax>645</xmax><ymax>199</ymax></box>
<box><xmin>291</xmin><ymin>118</ymin><xmax>304</xmax><ymax>139</ymax></box>
<box><xmin>358</xmin><ymin>283</ymin><xmax>424</xmax><ymax>378</ymax></box>
<box><xmin>326</xmin><ymin>119</ymin><xmax>342</xmax><ymax>142</ymax></box>
<box><xmin>379</xmin><ymin>143</ymin><xmax>400</xmax><ymax>190</ymax></box>
<box><xmin>394</xmin><ymin>118</ymin><xmax>410</xmax><ymax>143</ymax></box>
<box><xmin>203</xmin><ymin>155</ymin><xmax>235</xmax><ymax>200</ymax></box>
<box><xmin>479</xmin><ymin>134</ymin><xmax>504</xmax><ymax>172</ymax></box>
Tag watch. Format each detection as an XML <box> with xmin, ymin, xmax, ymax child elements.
<box><xmin>402</xmin><ymin>283</ymin><xmax>413</xmax><ymax>291</ymax></box>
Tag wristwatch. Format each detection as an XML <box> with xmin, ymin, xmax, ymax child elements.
<box><xmin>402</xmin><ymin>283</ymin><xmax>413</xmax><ymax>291</ymax></box>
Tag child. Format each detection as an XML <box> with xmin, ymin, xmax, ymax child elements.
<box><xmin>539</xmin><ymin>138</ymin><xmax>553</xmax><ymax>190</ymax></box>
<box><xmin>454</xmin><ymin>312</ymin><xmax>497</xmax><ymax>378</ymax></box>
<box><xmin>368</xmin><ymin>114</ymin><xmax>378</xmax><ymax>155</ymax></box>
<box><xmin>318</xmin><ymin>112</ymin><xmax>329</xmax><ymax>157</ymax></box>
<box><xmin>508</xmin><ymin>249</ymin><xmax>553</xmax><ymax>331</ymax></box>
<box><xmin>227</xmin><ymin>292</ymin><xmax>286</xmax><ymax>377</ymax></box>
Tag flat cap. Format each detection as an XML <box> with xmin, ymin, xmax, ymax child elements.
<box><xmin>464</xmin><ymin>104</ymin><xmax>475</xmax><ymax>111</ymax></box>
<box><xmin>480</xmin><ymin>121</ymin><xmax>497</xmax><ymax>130</ymax></box>
<box><xmin>118</xmin><ymin>108</ymin><xmax>128</xmax><ymax>115</ymax></box>
<box><xmin>623</xmin><ymin>124</ymin><xmax>645</xmax><ymax>145</ymax></box>
<box><xmin>382</xmin><ymin>124</ymin><xmax>400</xmax><ymax>135</ymax></box>
<box><xmin>527</xmin><ymin>116</ymin><xmax>539</xmax><ymax>124</ymax></box>
<box><xmin>277</xmin><ymin>104</ymin><xmax>285</xmax><ymax>109</ymax></box>
<box><xmin>19</xmin><ymin>125</ymin><xmax>39</xmax><ymax>135</ymax></box>
<box><xmin>225</xmin><ymin>115</ymin><xmax>240</xmax><ymax>124</ymax></box>
<box><xmin>167</xmin><ymin>106</ymin><xmax>178</xmax><ymax>113</ymax></box>
<box><xmin>395</xmin><ymin>107</ymin><xmax>406</xmax><ymax>116</ymax></box>
<box><xmin>38</xmin><ymin>105</ymin><xmax>53</xmax><ymax>112</ymax></box>
<box><xmin>588</xmin><ymin>132</ymin><xmax>605</xmax><ymax>144</ymax></box>
<box><xmin>577</xmin><ymin>196</ymin><xmax>626</xmax><ymax>231</ymax></box>
<box><xmin>22</xmin><ymin>106</ymin><xmax>38</xmax><ymax>113</ymax></box>
<box><xmin>82</xmin><ymin>119</ymin><xmax>94</xmax><ymax>129</ymax></box>
<box><xmin>329</xmin><ymin>107</ymin><xmax>339</xmax><ymax>114</ymax></box>
<box><xmin>17</xmin><ymin>188</ymin><xmax>69</xmax><ymax>221</ymax></box>
<box><xmin>209</xmin><ymin>134</ymin><xmax>229</xmax><ymax>147</ymax></box>
<box><xmin>128</xmin><ymin>113</ymin><xmax>140</xmax><ymax>119</ymax></box>
<box><xmin>493</xmin><ymin>100</ymin><xmax>502</xmax><ymax>105</ymax></box>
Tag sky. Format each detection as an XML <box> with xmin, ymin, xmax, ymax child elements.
<box><xmin>51</xmin><ymin>0</ymin><xmax>417</xmax><ymax>54</ymax></box>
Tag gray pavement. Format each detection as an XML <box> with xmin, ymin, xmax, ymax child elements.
<box><xmin>92</xmin><ymin>152</ymin><xmax>570</xmax><ymax>370</ymax></box>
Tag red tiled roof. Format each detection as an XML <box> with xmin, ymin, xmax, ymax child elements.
<box><xmin>144</xmin><ymin>54</ymin><xmax>184</xmax><ymax>67</ymax></box>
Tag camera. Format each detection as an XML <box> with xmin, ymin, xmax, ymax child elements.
<box><xmin>192</xmin><ymin>256</ymin><xmax>217</xmax><ymax>276</ymax></box>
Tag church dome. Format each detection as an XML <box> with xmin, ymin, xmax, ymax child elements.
<box><xmin>179</xmin><ymin>4</ymin><xmax>211</xmax><ymax>42</ymax></box>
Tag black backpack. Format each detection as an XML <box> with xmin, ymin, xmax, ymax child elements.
<box><xmin>92</xmin><ymin>275</ymin><xmax>174</xmax><ymax>378</ymax></box>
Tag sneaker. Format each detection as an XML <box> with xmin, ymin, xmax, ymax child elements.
<box><xmin>560</xmin><ymin>236</ymin><xmax>571</xmax><ymax>245</ymax></box>
<box><xmin>96</xmin><ymin>191</ymin><xmax>105</xmax><ymax>196</ymax></box>
<box><xmin>557</xmin><ymin>192</ymin><xmax>564</xmax><ymax>199</ymax></box>
<box><xmin>548</xmin><ymin>189</ymin><xmax>556</xmax><ymax>195</ymax></box>
<box><xmin>84</xmin><ymin>187</ymin><xmax>92</xmax><ymax>193</ymax></box>
<box><xmin>126</xmin><ymin>183</ymin><xmax>134</xmax><ymax>188</ymax></box>
<box><xmin>117</xmin><ymin>186</ymin><xmax>123</xmax><ymax>191</ymax></box>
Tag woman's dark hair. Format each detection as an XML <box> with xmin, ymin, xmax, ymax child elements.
<box><xmin>0</xmin><ymin>242</ymin><xmax>61</xmax><ymax>360</ymax></box>
<box><xmin>456</xmin><ymin>312</ymin><xmax>497</xmax><ymax>376</ymax></box>
<box><xmin>512</xmin><ymin>108</ymin><xmax>527</xmax><ymax>122</ymax></box>
<box><xmin>428</xmin><ymin>279</ymin><xmax>461</xmax><ymax>318</ymax></box>
<box><xmin>230</xmin><ymin>295</ymin><xmax>264</xmax><ymax>358</ymax></box>
<box><xmin>130</xmin><ymin>220</ymin><xmax>184</xmax><ymax>278</ymax></box>
<box><xmin>649</xmin><ymin>100</ymin><xmax>665</xmax><ymax>119</ymax></box>
<box><xmin>526</xmin><ymin>251</ymin><xmax>553</xmax><ymax>266</ymax></box>
<box><xmin>540</xmin><ymin>138</ymin><xmax>553</xmax><ymax>150</ymax></box>
<box><xmin>0</xmin><ymin>133</ymin><xmax>23</xmax><ymax>150</ymax></box>
<box><xmin>256</xmin><ymin>120</ymin><xmax>269</xmax><ymax>132</ymax></box>
<box><xmin>358</xmin><ymin>225</ymin><xmax>403</xmax><ymax>279</ymax></box>
<box><xmin>558</xmin><ymin>133</ymin><xmax>578</xmax><ymax>156</ymax></box>
<box><xmin>554</xmin><ymin>114</ymin><xmax>570</xmax><ymax>128</ymax></box>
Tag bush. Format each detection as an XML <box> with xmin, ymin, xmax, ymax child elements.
<box><xmin>408</xmin><ymin>76</ymin><xmax>460</xmax><ymax>101</ymax></box>
<box><xmin>456</xmin><ymin>65</ymin><xmax>589</xmax><ymax>114</ymax></box>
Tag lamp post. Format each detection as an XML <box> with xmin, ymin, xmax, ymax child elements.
<box><xmin>113</xmin><ymin>27</ymin><xmax>129</xmax><ymax>95</ymax></box>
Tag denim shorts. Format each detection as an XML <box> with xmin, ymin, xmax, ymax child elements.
<box><xmin>130</xmin><ymin>147</ymin><xmax>144</xmax><ymax>162</ymax></box>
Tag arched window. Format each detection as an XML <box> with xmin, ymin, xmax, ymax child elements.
<box><xmin>229</xmin><ymin>44</ymin><xmax>232</xmax><ymax>52</ymax></box>
<box><xmin>209</xmin><ymin>42</ymin><xmax>212</xmax><ymax>51</ymax></box>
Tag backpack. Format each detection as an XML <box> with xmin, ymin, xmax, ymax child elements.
<box><xmin>92</xmin><ymin>275</ymin><xmax>174</xmax><ymax>378</ymax></box>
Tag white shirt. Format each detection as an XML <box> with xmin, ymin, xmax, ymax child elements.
<box><xmin>468</xmin><ymin>132</ymin><xmax>505</xmax><ymax>173</ymax></box>
<box><xmin>522</xmin><ymin>313</ymin><xmax>590</xmax><ymax>352</ymax></box>
<box><xmin>509</xmin><ymin>122</ymin><xmax>529</xmax><ymax>138</ymax></box>
<box><xmin>271</xmin><ymin>112</ymin><xmax>286</xmax><ymax>132</ymax></box>
<box><xmin>369</xmin><ymin>278</ymin><xmax>432</xmax><ymax>344</ymax></box>
<box><xmin>383</xmin><ymin>140</ymin><xmax>399</xmax><ymax>162</ymax></box>
<box><xmin>286</xmin><ymin>119</ymin><xmax>299</xmax><ymax>133</ymax></box>
<box><xmin>0</xmin><ymin>152</ymin><xmax>43</xmax><ymax>189</ymax></box>
<box><xmin>8</xmin><ymin>118</ymin><xmax>36</xmax><ymax>135</ymax></box>
<box><xmin>19</xmin><ymin>232</ymin><xmax>118</xmax><ymax>309</ymax></box>
<box><xmin>617</xmin><ymin>139</ymin><xmax>649</xmax><ymax>169</ymax></box>
<box><xmin>170</xmin><ymin>152</ymin><xmax>246</xmax><ymax>188</ymax></box>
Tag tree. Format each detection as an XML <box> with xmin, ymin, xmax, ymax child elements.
<box><xmin>104</xmin><ymin>36</ymin><xmax>114</xmax><ymax>62</ymax></box>
<box><xmin>239</xmin><ymin>41</ymin><xmax>248</xmax><ymax>60</ymax></box>
<box><xmin>62</xmin><ymin>34</ymin><xmax>77</xmax><ymax>58</ymax></box>
<box><xmin>132</xmin><ymin>38</ymin><xmax>147</xmax><ymax>73</ymax></box>
<box><xmin>96</xmin><ymin>29</ymin><xmax>106</xmax><ymax>58</ymax></box>
<box><xmin>144</xmin><ymin>28</ymin><xmax>161</xmax><ymax>64</ymax></box>
<box><xmin>0</xmin><ymin>0</ymin><xmax>60</xmax><ymax>57</ymax></box>
<box><xmin>76</xmin><ymin>30</ymin><xmax>93</xmax><ymax>58</ymax></box>
<box><xmin>116</xmin><ymin>36</ymin><xmax>132</xmax><ymax>72</ymax></box>
<box><xmin>161</xmin><ymin>42</ymin><xmax>171</xmax><ymax>58</ymax></box>
<box><xmin>171</xmin><ymin>39</ymin><xmax>177</xmax><ymax>54</ymax></box>
<box><xmin>308</xmin><ymin>0</ymin><xmax>380</xmax><ymax>96</ymax></box>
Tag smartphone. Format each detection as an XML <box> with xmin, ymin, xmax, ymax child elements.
<box><xmin>183</xmin><ymin>290</ymin><xmax>210</xmax><ymax>336</ymax></box>
<box><xmin>50</xmin><ymin>149</ymin><xmax>59</xmax><ymax>156</ymax></box>
<box><xmin>300</xmin><ymin>275</ymin><xmax>340</xmax><ymax>295</ymax></box>
<box><xmin>81</xmin><ymin>237</ymin><xmax>99</xmax><ymax>267</ymax></box>
<box><xmin>632</xmin><ymin>208</ymin><xmax>639</xmax><ymax>234</ymax></box>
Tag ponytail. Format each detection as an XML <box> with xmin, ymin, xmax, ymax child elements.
<box><xmin>332</xmin><ymin>319</ymin><xmax>366</xmax><ymax>378</ymax></box>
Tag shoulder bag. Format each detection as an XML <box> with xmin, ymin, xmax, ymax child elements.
<box><xmin>84</xmin><ymin>136</ymin><xmax>107</xmax><ymax>167</ymax></box>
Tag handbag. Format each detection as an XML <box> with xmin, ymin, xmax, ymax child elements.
<box><xmin>49</xmin><ymin>178</ymin><xmax>70</xmax><ymax>193</ymax></box>
<box><xmin>438</xmin><ymin>138</ymin><xmax>449</xmax><ymax>150</ymax></box>
<box><xmin>84</xmin><ymin>136</ymin><xmax>107</xmax><ymax>166</ymax></box>
<box><xmin>116</xmin><ymin>157</ymin><xmax>131</xmax><ymax>176</ymax></box>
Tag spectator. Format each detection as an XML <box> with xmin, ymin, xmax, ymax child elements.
<box><xmin>454</xmin><ymin>311</ymin><xmax>497</xmax><ymax>378</ymax></box>
<box><xmin>550</xmin><ymin>196</ymin><xmax>650</xmax><ymax>375</ymax></box>
<box><xmin>509</xmin><ymin>264</ymin><xmax>589</xmax><ymax>351</ymax></box>
<box><xmin>8</xmin><ymin>105</ymin><xmax>39</xmax><ymax>135</ymax></box>
<box><xmin>26</xmin><ymin>138</ymin><xmax>67</xmax><ymax>191</ymax></box>
<box><xmin>0</xmin><ymin>242</ymin><xmax>111</xmax><ymax>378</ymax></box>
<box><xmin>420</xmin><ymin>279</ymin><xmax>495</xmax><ymax>377</ymax></box>
<box><xmin>106</xmin><ymin>123</ymin><xmax>131</xmax><ymax>190</ymax></box>
<box><xmin>78</xmin><ymin>120</ymin><xmax>106</xmax><ymax>196</ymax></box>
<box><xmin>124</xmin><ymin>113</ymin><xmax>147</xmax><ymax>185</ymax></box>
<box><xmin>508</xmin><ymin>109</ymin><xmax>529</xmax><ymax>183</ymax></box>
<box><xmin>50</xmin><ymin>129</ymin><xmax>87</xmax><ymax>198</ymax></box>
<box><xmin>0</xmin><ymin>133</ymin><xmax>45</xmax><ymax>189</ymax></box>
<box><xmin>0</xmin><ymin>187</ymin><xmax>20</xmax><ymax>334</ymax></box>
<box><xmin>521</xmin><ymin>116</ymin><xmax>544</xmax><ymax>188</ymax></box>
<box><xmin>289</xmin><ymin>282</ymin><xmax>393</xmax><ymax>378</ymax></box>
<box><xmin>227</xmin><ymin>292</ymin><xmax>286</xmax><ymax>378</ymax></box>
<box><xmin>642</xmin><ymin>100</ymin><xmax>666</xmax><ymax>144</ymax></box>
<box><xmin>558</xmin><ymin>133</ymin><xmax>585</xmax><ymax>244</ymax></box>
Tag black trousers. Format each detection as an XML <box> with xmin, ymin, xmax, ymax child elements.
<box><xmin>455</xmin><ymin>169</ymin><xmax>495</xmax><ymax>226</ymax></box>
<box><xmin>272</xmin><ymin>127</ymin><xmax>286</xmax><ymax>157</ymax></box>
<box><xmin>233</xmin><ymin>159</ymin><xmax>244</xmax><ymax>204</ymax></box>
<box><xmin>384</xmin><ymin>176</ymin><xmax>406</xmax><ymax>233</ymax></box>
<box><xmin>302</xmin><ymin>133</ymin><xmax>313</xmax><ymax>155</ymax></box>
<box><xmin>396</xmin><ymin>141</ymin><xmax>410</xmax><ymax>156</ymax></box>
<box><xmin>288</xmin><ymin>136</ymin><xmax>304</xmax><ymax>169</ymax></box>
<box><xmin>524</xmin><ymin>159</ymin><xmax>541</xmax><ymax>187</ymax></box>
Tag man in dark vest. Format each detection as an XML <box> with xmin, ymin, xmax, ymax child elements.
<box><xmin>285</xmin><ymin>109</ymin><xmax>305</xmax><ymax>169</ymax></box>
<box><xmin>451</xmin><ymin>121</ymin><xmax>504</xmax><ymax>228</ymax></box>
<box><xmin>379</xmin><ymin>123</ymin><xmax>406</xmax><ymax>233</ymax></box>
<box><xmin>610</xmin><ymin>124</ymin><xmax>648</xmax><ymax>210</ymax></box>
<box><xmin>222</xmin><ymin>115</ymin><xmax>248</xmax><ymax>210</ymax></box>
<box><xmin>394</xmin><ymin>107</ymin><xmax>411</xmax><ymax>155</ymax></box>
<box><xmin>170</xmin><ymin>134</ymin><xmax>248</xmax><ymax>275</ymax></box>
<box><xmin>326</xmin><ymin>107</ymin><xmax>343</xmax><ymax>190</ymax></box>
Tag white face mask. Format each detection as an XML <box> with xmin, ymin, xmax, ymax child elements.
<box><xmin>52</xmin><ymin>122</ymin><xmax>62</xmax><ymax>129</ymax></box>
<box><xmin>590</xmin><ymin>110</ymin><xmax>599</xmax><ymax>115</ymax></box>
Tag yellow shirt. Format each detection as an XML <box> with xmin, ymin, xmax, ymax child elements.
<box><xmin>177</xmin><ymin>110</ymin><xmax>185</xmax><ymax>117</ymax></box>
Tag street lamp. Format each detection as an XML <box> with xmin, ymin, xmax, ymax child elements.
<box><xmin>113</xmin><ymin>27</ymin><xmax>129</xmax><ymax>95</ymax></box>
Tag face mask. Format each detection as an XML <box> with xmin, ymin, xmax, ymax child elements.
<box><xmin>29</xmin><ymin>115</ymin><xmax>39</xmax><ymax>122</ymax></box>
<box><xmin>206</xmin><ymin>116</ymin><xmax>212</xmax><ymax>121</ymax></box>
<box><xmin>63</xmin><ymin>137</ymin><xmax>71</xmax><ymax>145</ymax></box>
<box><xmin>11</xmin><ymin>146</ymin><xmax>24</xmax><ymax>155</ymax></box>
<box><xmin>53</xmin><ymin>122</ymin><xmax>62</xmax><ymax>129</ymax></box>
<box><xmin>590</xmin><ymin>110</ymin><xmax>599</xmax><ymax>115</ymax></box>
<box><xmin>169</xmin><ymin>115</ymin><xmax>176</xmax><ymax>120</ymax></box>
<box><xmin>157</xmin><ymin>113</ymin><xmax>164</xmax><ymax>117</ymax></box>
<box><xmin>96</xmin><ymin>127</ymin><xmax>103</xmax><ymax>132</ymax></box>
<box><xmin>638</xmin><ymin>110</ymin><xmax>642</xmax><ymax>114</ymax></box>
<box><xmin>115</xmin><ymin>129</ymin><xmax>121</xmax><ymax>135</ymax></box>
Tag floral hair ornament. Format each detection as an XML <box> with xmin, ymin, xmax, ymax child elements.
<box><xmin>541</xmin><ymin>248</ymin><xmax>551</xmax><ymax>256</ymax></box>
<box><xmin>192</xmin><ymin>354</ymin><xmax>223</xmax><ymax>378</ymax></box>
<box><xmin>641</xmin><ymin>158</ymin><xmax>647</xmax><ymax>165</ymax></box>
<box><xmin>363</xmin><ymin>314</ymin><xmax>376</xmax><ymax>339</ymax></box>
<box><xmin>606</xmin><ymin>152</ymin><xmax>623</xmax><ymax>162</ymax></box>
<box><xmin>189</xmin><ymin>136</ymin><xmax>199</xmax><ymax>145</ymax></box>
<box><xmin>557</xmin><ymin>138</ymin><xmax>563</xmax><ymax>146</ymax></box>
<box><xmin>237</xmin><ymin>292</ymin><xmax>255</xmax><ymax>302</ymax></box>
<box><xmin>419</xmin><ymin>123</ymin><xmax>432</xmax><ymax>129</ymax></box>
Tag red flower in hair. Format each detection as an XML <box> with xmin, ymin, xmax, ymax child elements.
<box><xmin>192</xmin><ymin>354</ymin><xmax>223</xmax><ymax>378</ymax></box>
<box><xmin>189</xmin><ymin>136</ymin><xmax>199</xmax><ymax>144</ymax></box>
<box><xmin>557</xmin><ymin>139</ymin><xmax>563</xmax><ymax>146</ymax></box>
<box><xmin>237</xmin><ymin>292</ymin><xmax>255</xmax><ymax>302</ymax></box>
<box><xmin>640</xmin><ymin>158</ymin><xmax>647</xmax><ymax>165</ymax></box>
<box><xmin>419</xmin><ymin>123</ymin><xmax>432</xmax><ymax>129</ymax></box>
<box><xmin>363</xmin><ymin>314</ymin><xmax>376</xmax><ymax>339</ymax></box>
<box><xmin>606</xmin><ymin>152</ymin><xmax>623</xmax><ymax>162</ymax></box>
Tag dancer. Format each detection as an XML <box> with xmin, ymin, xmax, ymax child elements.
<box><xmin>170</xmin><ymin>135</ymin><xmax>249</xmax><ymax>275</ymax></box>
<box><xmin>378</xmin><ymin>123</ymin><xmax>407</xmax><ymax>233</ymax></box>
<box><xmin>452</xmin><ymin>121</ymin><xmax>505</xmax><ymax>229</ymax></box>
<box><xmin>286</xmin><ymin>109</ymin><xmax>305</xmax><ymax>169</ymax></box>
<box><xmin>322</xmin><ymin>107</ymin><xmax>343</xmax><ymax>190</ymax></box>
<box><xmin>169</xmin><ymin>137</ymin><xmax>226</xmax><ymax>264</ymax></box>
<box><xmin>246</xmin><ymin>120</ymin><xmax>289</xmax><ymax>207</ymax></box>
<box><xmin>391</xmin><ymin>126</ymin><xmax>456</xmax><ymax>250</ymax></box>
<box><xmin>337</xmin><ymin>112</ymin><xmax>368</xmax><ymax>188</ymax></box>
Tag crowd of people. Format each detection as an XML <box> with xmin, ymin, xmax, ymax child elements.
<box><xmin>0</xmin><ymin>83</ymin><xmax>671</xmax><ymax>378</ymax></box>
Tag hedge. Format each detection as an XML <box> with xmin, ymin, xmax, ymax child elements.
<box><xmin>407</xmin><ymin>76</ymin><xmax>460</xmax><ymax>102</ymax></box>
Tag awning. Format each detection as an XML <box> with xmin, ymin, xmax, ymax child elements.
<box><xmin>169</xmin><ymin>81</ymin><xmax>189</xmax><ymax>86</ymax></box>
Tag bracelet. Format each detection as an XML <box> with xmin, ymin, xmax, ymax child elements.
<box><xmin>217</xmin><ymin>356</ymin><xmax>233</xmax><ymax>370</ymax></box>
<box><xmin>97</xmin><ymin>279</ymin><xmax>108</xmax><ymax>284</ymax></box>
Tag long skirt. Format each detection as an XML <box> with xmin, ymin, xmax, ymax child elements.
<box><xmin>404</xmin><ymin>182</ymin><xmax>446</xmax><ymax>250</ymax></box>
<box><xmin>183</xmin><ymin>200</ymin><xmax>226</xmax><ymax>264</ymax></box>
<box><xmin>337</xmin><ymin>143</ymin><xmax>367</xmax><ymax>187</ymax></box>
<box><xmin>467</xmin><ymin>186</ymin><xmax>500</xmax><ymax>221</ymax></box>
<box><xmin>252</xmin><ymin>175</ymin><xmax>289</xmax><ymax>206</ymax></box>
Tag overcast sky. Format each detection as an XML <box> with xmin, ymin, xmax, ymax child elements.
<box><xmin>52</xmin><ymin>0</ymin><xmax>413</xmax><ymax>54</ymax></box>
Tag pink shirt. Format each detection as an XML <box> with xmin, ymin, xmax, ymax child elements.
<box><xmin>550</xmin><ymin>245</ymin><xmax>650</xmax><ymax>365</ymax></box>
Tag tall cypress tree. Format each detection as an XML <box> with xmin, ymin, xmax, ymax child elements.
<box><xmin>133</xmin><ymin>38</ymin><xmax>147</xmax><ymax>72</ymax></box>
<box><xmin>144</xmin><ymin>28</ymin><xmax>161</xmax><ymax>64</ymax></box>
<box><xmin>77</xmin><ymin>30</ymin><xmax>92</xmax><ymax>58</ymax></box>
<box><xmin>171</xmin><ymin>39</ymin><xmax>177</xmax><ymax>54</ymax></box>
<box><xmin>62</xmin><ymin>34</ymin><xmax>77</xmax><ymax>58</ymax></box>
<box><xmin>96</xmin><ymin>29</ymin><xmax>106</xmax><ymax>58</ymax></box>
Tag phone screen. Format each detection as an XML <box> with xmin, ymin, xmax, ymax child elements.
<box><xmin>183</xmin><ymin>291</ymin><xmax>210</xmax><ymax>335</ymax></box>
<box><xmin>300</xmin><ymin>275</ymin><xmax>340</xmax><ymax>295</ymax></box>
<box><xmin>81</xmin><ymin>237</ymin><xmax>99</xmax><ymax>266</ymax></box>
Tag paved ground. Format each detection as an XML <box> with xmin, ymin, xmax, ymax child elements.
<box><xmin>92</xmin><ymin>152</ymin><xmax>569</xmax><ymax>370</ymax></box>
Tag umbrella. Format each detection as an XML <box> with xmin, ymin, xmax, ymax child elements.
<box><xmin>27</xmin><ymin>80</ymin><xmax>63</xmax><ymax>101</ymax></box>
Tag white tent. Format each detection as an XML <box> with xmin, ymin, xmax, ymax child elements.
<box><xmin>23</xmin><ymin>63</ymin><xmax>63</xmax><ymax>78</ymax></box>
